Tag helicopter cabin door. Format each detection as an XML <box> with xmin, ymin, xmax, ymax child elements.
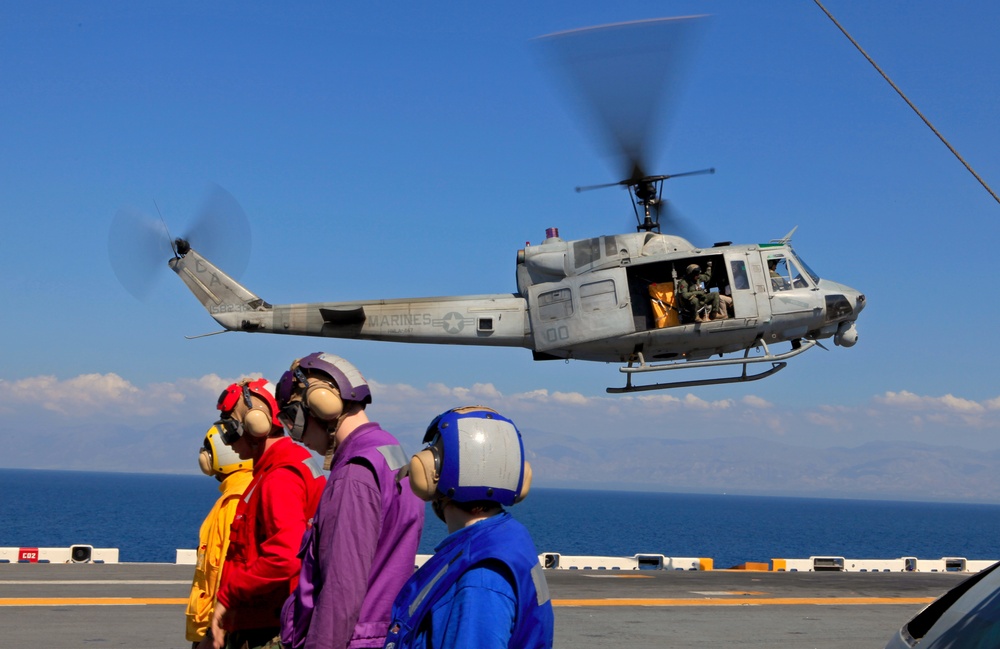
<box><xmin>725</xmin><ymin>253</ymin><xmax>759</xmax><ymax>320</ymax></box>
<box><xmin>527</xmin><ymin>268</ymin><xmax>635</xmax><ymax>352</ymax></box>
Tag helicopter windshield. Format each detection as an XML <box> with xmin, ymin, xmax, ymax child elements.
<box><xmin>767</xmin><ymin>251</ymin><xmax>817</xmax><ymax>292</ymax></box>
<box><xmin>790</xmin><ymin>250</ymin><xmax>820</xmax><ymax>284</ymax></box>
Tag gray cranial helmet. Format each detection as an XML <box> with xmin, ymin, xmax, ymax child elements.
<box><xmin>295</xmin><ymin>352</ymin><xmax>371</xmax><ymax>405</ymax></box>
<box><xmin>276</xmin><ymin>352</ymin><xmax>372</xmax><ymax>440</ymax></box>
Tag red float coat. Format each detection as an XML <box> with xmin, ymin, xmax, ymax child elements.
<box><xmin>217</xmin><ymin>437</ymin><xmax>326</xmax><ymax>631</ymax></box>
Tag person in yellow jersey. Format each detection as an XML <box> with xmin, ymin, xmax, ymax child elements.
<box><xmin>185</xmin><ymin>425</ymin><xmax>254</xmax><ymax>648</ymax></box>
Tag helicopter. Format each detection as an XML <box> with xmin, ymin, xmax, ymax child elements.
<box><xmin>168</xmin><ymin>186</ymin><xmax>864</xmax><ymax>394</ymax></box>
<box><xmin>158</xmin><ymin>17</ymin><xmax>867</xmax><ymax>393</ymax></box>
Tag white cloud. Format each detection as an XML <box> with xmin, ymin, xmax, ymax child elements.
<box><xmin>549</xmin><ymin>391</ymin><xmax>589</xmax><ymax>406</ymax></box>
<box><xmin>3</xmin><ymin>373</ymin><xmax>1000</xmax><ymax>459</ymax></box>
<box><xmin>875</xmin><ymin>390</ymin><xmax>993</xmax><ymax>414</ymax></box>
<box><xmin>0</xmin><ymin>372</ymin><xmax>239</xmax><ymax>419</ymax></box>
<box><xmin>939</xmin><ymin>394</ymin><xmax>985</xmax><ymax>413</ymax></box>
<box><xmin>876</xmin><ymin>390</ymin><xmax>922</xmax><ymax>406</ymax></box>
<box><xmin>742</xmin><ymin>395</ymin><xmax>772</xmax><ymax>409</ymax></box>
<box><xmin>867</xmin><ymin>390</ymin><xmax>1000</xmax><ymax>431</ymax></box>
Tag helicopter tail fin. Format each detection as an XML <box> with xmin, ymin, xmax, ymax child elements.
<box><xmin>168</xmin><ymin>248</ymin><xmax>270</xmax><ymax>331</ymax></box>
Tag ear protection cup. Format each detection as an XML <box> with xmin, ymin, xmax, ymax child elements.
<box><xmin>515</xmin><ymin>461</ymin><xmax>532</xmax><ymax>503</ymax></box>
<box><xmin>408</xmin><ymin>446</ymin><xmax>441</xmax><ymax>502</ymax></box>
<box><xmin>304</xmin><ymin>380</ymin><xmax>343</xmax><ymax>421</ymax></box>
<box><xmin>244</xmin><ymin>406</ymin><xmax>272</xmax><ymax>437</ymax></box>
<box><xmin>198</xmin><ymin>449</ymin><xmax>214</xmax><ymax>476</ymax></box>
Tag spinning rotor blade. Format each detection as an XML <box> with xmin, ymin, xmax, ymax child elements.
<box><xmin>184</xmin><ymin>183</ymin><xmax>252</xmax><ymax>281</ymax></box>
<box><xmin>108</xmin><ymin>205</ymin><xmax>173</xmax><ymax>301</ymax></box>
<box><xmin>658</xmin><ymin>199</ymin><xmax>710</xmax><ymax>247</ymax></box>
<box><xmin>107</xmin><ymin>183</ymin><xmax>251</xmax><ymax>301</ymax></box>
<box><xmin>534</xmin><ymin>16</ymin><xmax>709</xmax><ymax>183</ymax></box>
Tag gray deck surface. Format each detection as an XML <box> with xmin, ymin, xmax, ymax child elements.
<box><xmin>0</xmin><ymin>563</ymin><xmax>966</xmax><ymax>648</ymax></box>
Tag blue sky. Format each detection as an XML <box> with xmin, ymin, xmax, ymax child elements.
<box><xmin>2</xmin><ymin>1</ymin><xmax>999</xmax><ymax>476</ymax></box>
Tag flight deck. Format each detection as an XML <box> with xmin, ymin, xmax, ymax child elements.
<box><xmin>0</xmin><ymin>562</ymin><xmax>970</xmax><ymax>649</ymax></box>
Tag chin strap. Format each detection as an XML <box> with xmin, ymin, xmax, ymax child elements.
<box><xmin>286</xmin><ymin>404</ymin><xmax>308</xmax><ymax>442</ymax></box>
<box><xmin>321</xmin><ymin>405</ymin><xmax>355</xmax><ymax>471</ymax></box>
<box><xmin>431</xmin><ymin>498</ymin><xmax>448</xmax><ymax>523</ymax></box>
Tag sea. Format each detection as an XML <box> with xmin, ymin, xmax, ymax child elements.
<box><xmin>1</xmin><ymin>468</ymin><xmax>998</xmax><ymax>568</ymax></box>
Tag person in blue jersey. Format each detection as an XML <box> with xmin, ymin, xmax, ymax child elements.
<box><xmin>384</xmin><ymin>406</ymin><xmax>554</xmax><ymax>649</ymax></box>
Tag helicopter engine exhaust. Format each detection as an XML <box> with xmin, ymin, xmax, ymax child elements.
<box><xmin>834</xmin><ymin>321</ymin><xmax>859</xmax><ymax>347</ymax></box>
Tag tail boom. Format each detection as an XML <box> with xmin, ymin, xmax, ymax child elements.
<box><xmin>170</xmin><ymin>248</ymin><xmax>531</xmax><ymax>348</ymax></box>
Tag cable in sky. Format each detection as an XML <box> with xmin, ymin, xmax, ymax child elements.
<box><xmin>813</xmin><ymin>0</ymin><xmax>1000</xmax><ymax>206</ymax></box>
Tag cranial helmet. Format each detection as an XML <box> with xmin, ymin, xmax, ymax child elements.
<box><xmin>216</xmin><ymin>377</ymin><xmax>281</xmax><ymax>441</ymax></box>
<box><xmin>686</xmin><ymin>263</ymin><xmax>700</xmax><ymax>275</ymax></box>
<box><xmin>408</xmin><ymin>406</ymin><xmax>532</xmax><ymax>506</ymax></box>
<box><xmin>276</xmin><ymin>352</ymin><xmax>371</xmax><ymax>438</ymax></box>
<box><xmin>198</xmin><ymin>424</ymin><xmax>253</xmax><ymax>476</ymax></box>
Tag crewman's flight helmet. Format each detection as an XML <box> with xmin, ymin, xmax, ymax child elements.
<box><xmin>215</xmin><ymin>378</ymin><xmax>282</xmax><ymax>443</ymax></box>
<box><xmin>276</xmin><ymin>352</ymin><xmax>371</xmax><ymax>439</ymax></box>
<box><xmin>407</xmin><ymin>406</ymin><xmax>532</xmax><ymax>507</ymax></box>
<box><xmin>198</xmin><ymin>424</ymin><xmax>253</xmax><ymax>476</ymax></box>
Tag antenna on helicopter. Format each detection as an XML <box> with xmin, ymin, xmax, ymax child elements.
<box><xmin>576</xmin><ymin>167</ymin><xmax>715</xmax><ymax>232</ymax></box>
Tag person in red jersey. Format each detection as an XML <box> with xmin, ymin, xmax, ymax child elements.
<box><xmin>203</xmin><ymin>378</ymin><xmax>325</xmax><ymax>649</ymax></box>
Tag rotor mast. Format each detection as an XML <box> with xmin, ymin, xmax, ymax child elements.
<box><xmin>576</xmin><ymin>167</ymin><xmax>715</xmax><ymax>233</ymax></box>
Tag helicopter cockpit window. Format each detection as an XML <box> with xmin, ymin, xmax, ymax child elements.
<box><xmin>768</xmin><ymin>256</ymin><xmax>812</xmax><ymax>291</ymax></box>
<box><xmin>789</xmin><ymin>259</ymin><xmax>811</xmax><ymax>289</ymax></box>
<box><xmin>767</xmin><ymin>257</ymin><xmax>793</xmax><ymax>292</ymax></box>
<box><xmin>790</xmin><ymin>251</ymin><xmax>821</xmax><ymax>284</ymax></box>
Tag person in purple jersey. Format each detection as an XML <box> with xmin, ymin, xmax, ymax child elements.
<box><xmin>278</xmin><ymin>352</ymin><xmax>424</xmax><ymax>649</ymax></box>
<box><xmin>384</xmin><ymin>406</ymin><xmax>554</xmax><ymax>649</ymax></box>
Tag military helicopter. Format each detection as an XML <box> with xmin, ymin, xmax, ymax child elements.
<box><xmin>157</xmin><ymin>17</ymin><xmax>867</xmax><ymax>393</ymax></box>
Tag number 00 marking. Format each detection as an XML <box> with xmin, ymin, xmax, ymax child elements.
<box><xmin>544</xmin><ymin>326</ymin><xmax>570</xmax><ymax>343</ymax></box>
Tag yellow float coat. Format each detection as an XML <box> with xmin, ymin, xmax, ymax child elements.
<box><xmin>184</xmin><ymin>469</ymin><xmax>253</xmax><ymax>642</ymax></box>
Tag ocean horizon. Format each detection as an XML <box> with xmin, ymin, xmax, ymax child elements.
<box><xmin>1</xmin><ymin>468</ymin><xmax>998</xmax><ymax>568</ymax></box>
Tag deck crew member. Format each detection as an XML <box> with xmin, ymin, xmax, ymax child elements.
<box><xmin>278</xmin><ymin>352</ymin><xmax>424</xmax><ymax>649</ymax></box>
<box><xmin>385</xmin><ymin>406</ymin><xmax>554</xmax><ymax>649</ymax></box>
<box><xmin>206</xmin><ymin>379</ymin><xmax>326</xmax><ymax>649</ymax></box>
<box><xmin>185</xmin><ymin>426</ymin><xmax>253</xmax><ymax>648</ymax></box>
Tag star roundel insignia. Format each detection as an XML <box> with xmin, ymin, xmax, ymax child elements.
<box><xmin>441</xmin><ymin>312</ymin><xmax>465</xmax><ymax>334</ymax></box>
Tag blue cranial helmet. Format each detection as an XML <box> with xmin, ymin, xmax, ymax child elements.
<box><xmin>409</xmin><ymin>406</ymin><xmax>532</xmax><ymax>506</ymax></box>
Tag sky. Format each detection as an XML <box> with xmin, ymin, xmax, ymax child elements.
<box><xmin>2</xmin><ymin>1</ymin><xmax>999</xmax><ymax>484</ymax></box>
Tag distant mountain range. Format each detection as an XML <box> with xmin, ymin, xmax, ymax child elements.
<box><xmin>522</xmin><ymin>430</ymin><xmax>1000</xmax><ymax>504</ymax></box>
<box><xmin>14</xmin><ymin>421</ymin><xmax>999</xmax><ymax>505</ymax></box>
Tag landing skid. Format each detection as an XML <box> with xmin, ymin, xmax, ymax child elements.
<box><xmin>607</xmin><ymin>339</ymin><xmax>817</xmax><ymax>393</ymax></box>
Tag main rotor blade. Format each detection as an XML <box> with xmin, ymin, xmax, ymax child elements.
<box><xmin>534</xmin><ymin>16</ymin><xmax>709</xmax><ymax>181</ymax></box>
<box><xmin>658</xmin><ymin>199</ymin><xmax>710</xmax><ymax>247</ymax></box>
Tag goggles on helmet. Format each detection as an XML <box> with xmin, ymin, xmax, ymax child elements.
<box><xmin>201</xmin><ymin>425</ymin><xmax>253</xmax><ymax>474</ymax></box>
<box><xmin>215</xmin><ymin>417</ymin><xmax>245</xmax><ymax>446</ymax></box>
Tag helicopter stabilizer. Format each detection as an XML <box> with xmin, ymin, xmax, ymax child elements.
<box><xmin>168</xmin><ymin>247</ymin><xmax>271</xmax><ymax>334</ymax></box>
